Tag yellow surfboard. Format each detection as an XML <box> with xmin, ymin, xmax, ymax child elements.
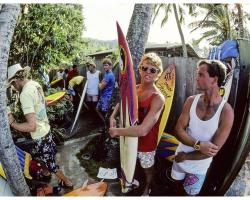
<box><xmin>50</xmin><ymin>78</ymin><xmax>63</xmax><ymax>86</ymax></box>
<box><xmin>64</xmin><ymin>181</ymin><xmax>107</xmax><ymax>196</ymax></box>
<box><xmin>45</xmin><ymin>91</ymin><xmax>66</xmax><ymax>106</ymax></box>
<box><xmin>156</xmin><ymin>64</ymin><xmax>176</xmax><ymax>144</ymax></box>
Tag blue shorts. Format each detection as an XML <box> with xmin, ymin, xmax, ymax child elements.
<box><xmin>96</xmin><ymin>94</ymin><xmax>111</xmax><ymax>112</ymax></box>
<box><xmin>171</xmin><ymin>161</ymin><xmax>206</xmax><ymax>195</ymax></box>
<box><xmin>68</xmin><ymin>85</ymin><xmax>75</xmax><ymax>96</ymax></box>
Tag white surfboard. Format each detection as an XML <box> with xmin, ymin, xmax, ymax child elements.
<box><xmin>70</xmin><ymin>80</ymin><xmax>88</xmax><ymax>135</ymax></box>
<box><xmin>119</xmin><ymin>98</ymin><xmax>138</xmax><ymax>193</ymax></box>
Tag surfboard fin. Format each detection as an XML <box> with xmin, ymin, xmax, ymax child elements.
<box><xmin>81</xmin><ymin>179</ymin><xmax>89</xmax><ymax>190</ymax></box>
<box><xmin>120</xmin><ymin>178</ymin><xmax>139</xmax><ymax>193</ymax></box>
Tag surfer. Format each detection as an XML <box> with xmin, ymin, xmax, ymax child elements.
<box><xmin>68</xmin><ymin>75</ymin><xmax>85</xmax><ymax>112</ymax></box>
<box><xmin>171</xmin><ymin>60</ymin><xmax>234</xmax><ymax>195</ymax></box>
<box><xmin>7</xmin><ymin>64</ymin><xmax>73</xmax><ymax>189</ymax></box>
<box><xmin>86</xmin><ymin>61</ymin><xmax>101</xmax><ymax>116</ymax></box>
<box><xmin>109</xmin><ymin>53</ymin><xmax>165</xmax><ymax>195</ymax></box>
<box><xmin>96</xmin><ymin>58</ymin><xmax>115</xmax><ymax>131</ymax></box>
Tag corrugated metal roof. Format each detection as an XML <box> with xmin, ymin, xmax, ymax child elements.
<box><xmin>87</xmin><ymin>43</ymin><xmax>201</xmax><ymax>58</ymax></box>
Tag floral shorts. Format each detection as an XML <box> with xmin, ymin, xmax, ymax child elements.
<box><xmin>171</xmin><ymin>161</ymin><xmax>206</xmax><ymax>195</ymax></box>
<box><xmin>31</xmin><ymin>132</ymin><xmax>59</xmax><ymax>173</ymax></box>
<box><xmin>137</xmin><ymin>151</ymin><xmax>156</xmax><ymax>169</ymax></box>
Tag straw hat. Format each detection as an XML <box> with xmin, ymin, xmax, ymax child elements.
<box><xmin>8</xmin><ymin>64</ymin><xmax>30</xmax><ymax>83</ymax></box>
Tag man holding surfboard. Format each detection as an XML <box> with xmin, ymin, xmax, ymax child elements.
<box><xmin>109</xmin><ymin>53</ymin><xmax>165</xmax><ymax>196</ymax></box>
<box><xmin>171</xmin><ymin>60</ymin><xmax>234</xmax><ymax>195</ymax></box>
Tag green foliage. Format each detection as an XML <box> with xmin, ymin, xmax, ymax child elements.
<box><xmin>7</xmin><ymin>86</ymin><xmax>73</xmax><ymax>145</ymax></box>
<box><xmin>44</xmin><ymin>87</ymin><xmax>73</xmax><ymax>123</ymax></box>
<box><xmin>188</xmin><ymin>4</ymin><xmax>250</xmax><ymax>45</ymax></box>
<box><xmin>9</xmin><ymin>4</ymin><xmax>86</xmax><ymax>69</ymax></box>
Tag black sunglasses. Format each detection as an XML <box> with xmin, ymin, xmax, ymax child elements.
<box><xmin>141</xmin><ymin>65</ymin><xmax>159</xmax><ymax>74</ymax></box>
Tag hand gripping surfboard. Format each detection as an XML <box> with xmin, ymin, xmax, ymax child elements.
<box><xmin>117</xmin><ymin>22</ymin><xmax>138</xmax><ymax>193</ymax></box>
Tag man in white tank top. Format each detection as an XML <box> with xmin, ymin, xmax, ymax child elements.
<box><xmin>86</xmin><ymin>61</ymin><xmax>101</xmax><ymax>112</ymax></box>
<box><xmin>171</xmin><ymin>60</ymin><xmax>234</xmax><ymax>195</ymax></box>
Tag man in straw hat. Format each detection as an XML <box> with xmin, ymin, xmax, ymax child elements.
<box><xmin>7</xmin><ymin>63</ymin><xmax>73</xmax><ymax>189</ymax></box>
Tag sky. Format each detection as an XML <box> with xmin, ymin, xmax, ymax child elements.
<box><xmin>82</xmin><ymin>2</ymin><xmax>250</xmax><ymax>48</ymax></box>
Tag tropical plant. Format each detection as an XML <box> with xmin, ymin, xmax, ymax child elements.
<box><xmin>188</xmin><ymin>4</ymin><xmax>250</xmax><ymax>45</ymax></box>
<box><xmin>232</xmin><ymin>3</ymin><xmax>250</xmax><ymax>39</ymax></box>
<box><xmin>9</xmin><ymin>4</ymin><xmax>86</xmax><ymax>70</ymax></box>
<box><xmin>0</xmin><ymin>4</ymin><xmax>30</xmax><ymax>195</ymax></box>
<box><xmin>153</xmin><ymin>3</ymin><xmax>188</xmax><ymax>58</ymax></box>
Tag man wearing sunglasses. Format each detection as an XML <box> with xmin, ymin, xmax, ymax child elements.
<box><xmin>109</xmin><ymin>52</ymin><xmax>165</xmax><ymax>195</ymax></box>
<box><xmin>171</xmin><ymin>60</ymin><xmax>234</xmax><ymax>195</ymax></box>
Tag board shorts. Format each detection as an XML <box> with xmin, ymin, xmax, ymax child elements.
<box><xmin>96</xmin><ymin>94</ymin><xmax>112</xmax><ymax>112</ymax></box>
<box><xmin>137</xmin><ymin>150</ymin><xmax>156</xmax><ymax>169</ymax></box>
<box><xmin>171</xmin><ymin>161</ymin><xmax>206</xmax><ymax>195</ymax></box>
<box><xmin>31</xmin><ymin>131</ymin><xmax>59</xmax><ymax>173</ymax></box>
<box><xmin>86</xmin><ymin>95</ymin><xmax>98</xmax><ymax>102</ymax></box>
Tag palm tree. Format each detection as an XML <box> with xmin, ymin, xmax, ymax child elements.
<box><xmin>235</xmin><ymin>4</ymin><xmax>244</xmax><ymax>38</ymax></box>
<box><xmin>189</xmin><ymin>4</ymin><xmax>236</xmax><ymax>45</ymax></box>
<box><xmin>0</xmin><ymin>4</ymin><xmax>30</xmax><ymax>195</ymax></box>
<box><xmin>126</xmin><ymin>3</ymin><xmax>154</xmax><ymax>82</ymax></box>
<box><xmin>152</xmin><ymin>3</ymin><xmax>188</xmax><ymax>58</ymax></box>
<box><xmin>232</xmin><ymin>3</ymin><xmax>250</xmax><ymax>39</ymax></box>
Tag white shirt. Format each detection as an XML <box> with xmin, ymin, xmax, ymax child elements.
<box><xmin>175</xmin><ymin>94</ymin><xmax>226</xmax><ymax>174</ymax></box>
<box><xmin>86</xmin><ymin>70</ymin><xmax>100</xmax><ymax>96</ymax></box>
<box><xmin>57</xmin><ymin>71</ymin><xmax>64</xmax><ymax>79</ymax></box>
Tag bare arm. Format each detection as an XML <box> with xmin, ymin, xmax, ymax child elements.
<box><xmin>174</xmin><ymin>96</ymin><xmax>197</xmax><ymax>146</ymax></box>
<box><xmin>9</xmin><ymin>113</ymin><xmax>37</xmax><ymax>133</ymax></box>
<box><xmin>109</xmin><ymin>103</ymin><xmax>120</xmax><ymax>128</ymax></box>
<box><xmin>98</xmin><ymin>80</ymin><xmax>107</xmax><ymax>91</ymax></box>
<box><xmin>175</xmin><ymin>103</ymin><xmax>234</xmax><ymax>162</ymax></box>
<box><xmin>109</xmin><ymin>94</ymin><xmax>164</xmax><ymax>137</ymax></box>
<box><xmin>175</xmin><ymin>96</ymin><xmax>219</xmax><ymax>156</ymax></box>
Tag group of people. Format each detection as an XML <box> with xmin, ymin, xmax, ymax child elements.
<box><xmin>6</xmin><ymin>52</ymin><xmax>234</xmax><ymax>196</ymax></box>
<box><xmin>109</xmin><ymin>53</ymin><xmax>234</xmax><ymax>196</ymax></box>
<box><xmin>6</xmin><ymin>58</ymin><xmax>116</xmax><ymax>194</ymax></box>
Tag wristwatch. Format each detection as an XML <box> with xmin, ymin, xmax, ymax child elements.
<box><xmin>194</xmin><ymin>140</ymin><xmax>200</xmax><ymax>151</ymax></box>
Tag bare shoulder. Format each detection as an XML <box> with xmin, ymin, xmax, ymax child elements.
<box><xmin>153</xmin><ymin>91</ymin><xmax>165</xmax><ymax>105</ymax></box>
<box><xmin>185</xmin><ymin>95</ymin><xmax>196</xmax><ymax>107</ymax></box>
<box><xmin>222</xmin><ymin>102</ymin><xmax>234</xmax><ymax>117</ymax></box>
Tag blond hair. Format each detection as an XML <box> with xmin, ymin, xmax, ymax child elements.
<box><xmin>138</xmin><ymin>52</ymin><xmax>163</xmax><ymax>76</ymax></box>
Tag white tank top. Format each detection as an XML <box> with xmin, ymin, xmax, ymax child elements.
<box><xmin>175</xmin><ymin>94</ymin><xmax>226</xmax><ymax>174</ymax></box>
<box><xmin>86</xmin><ymin>70</ymin><xmax>100</xmax><ymax>95</ymax></box>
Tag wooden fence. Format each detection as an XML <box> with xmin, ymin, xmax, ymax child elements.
<box><xmin>160</xmin><ymin>57</ymin><xmax>200</xmax><ymax>133</ymax></box>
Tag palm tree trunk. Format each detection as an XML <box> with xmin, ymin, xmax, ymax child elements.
<box><xmin>236</xmin><ymin>3</ymin><xmax>244</xmax><ymax>38</ymax></box>
<box><xmin>173</xmin><ymin>4</ymin><xmax>188</xmax><ymax>58</ymax></box>
<box><xmin>126</xmin><ymin>3</ymin><xmax>153</xmax><ymax>83</ymax></box>
<box><xmin>225</xmin><ymin>4</ymin><xmax>231</xmax><ymax>40</ymax></box>
<box><xmin>0</xmin><ymin>4</ymin><xmax>30</xmax><ymax>196</ymax></box>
